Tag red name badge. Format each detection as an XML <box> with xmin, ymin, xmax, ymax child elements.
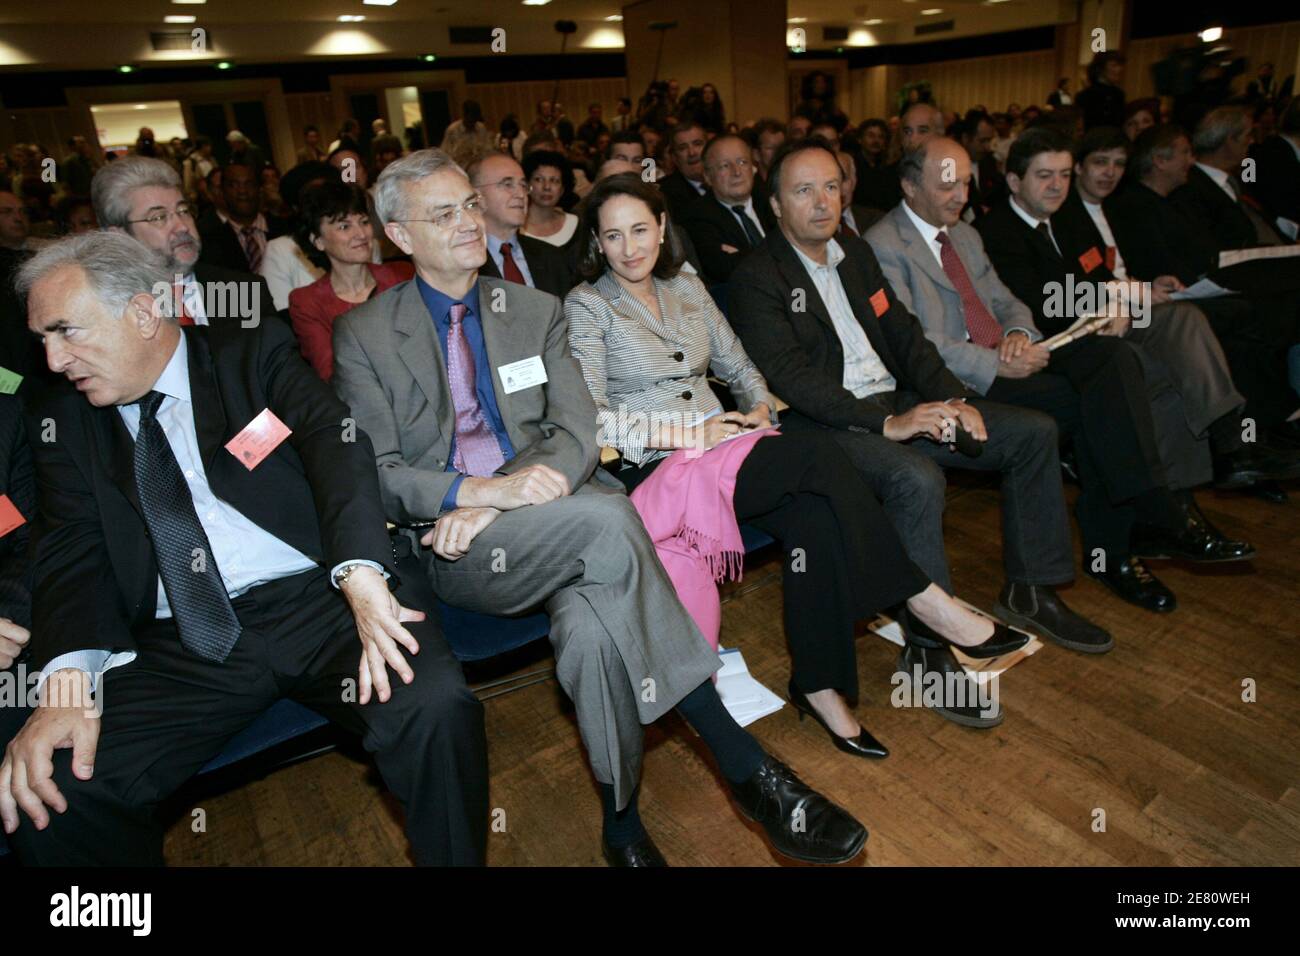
<box><xmin>870</xmin><ymin>288</ymin><xmax>890</xmax><ymax>317</ymax></box>
<box><xmin>225</xmin><ymin>408</ymin><xmax>292</xmax><ymax>471</ymax></box>
<box><xmin>0</xmin><ymin>493</ymin><xmax>25</xmax><ymax>538</ymax></box>
<box><xmin>1078</xmin><ymin>246</ymin><xmax>1103</xmax><ymax>273</ymax></box>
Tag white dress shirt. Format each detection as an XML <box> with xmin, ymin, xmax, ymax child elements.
<box><xmin>1081</xmin><ymin>198</ymin><xmax>1128</xmax><ymax>279</ymax></box>
<box><xmin>790</xmin><ymin>237</ymin><xmax>896</xmax><ymax>398</ymax></box>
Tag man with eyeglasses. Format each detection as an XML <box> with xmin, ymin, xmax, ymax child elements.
<box><xmin>465</xmin><ymin>153</ymin><xmax>572</xmax><ymax>297</ymax></box>
<box><xmin>90</xmin><ymin>157</ymin><xmax>277</xmax><ymax>329</ymax></box>
<box><xmin>331</xmin><ymin>148</ymin><xmax>870</xmax><ymax>867</ymax></box>
<box><xmin>679</xmin><ymin>134</ymin><xmax>777</xmax><ymax>284</ymax></box>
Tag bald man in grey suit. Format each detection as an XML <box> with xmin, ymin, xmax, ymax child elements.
<box><xmin>332</xmin><ymin>148</ymin><xmax>867</xmax><ymax>868</ymax></box>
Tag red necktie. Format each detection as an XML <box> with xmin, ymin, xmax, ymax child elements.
<box><xmin>446</xmin><ymin>304</ymin><xmax>506</xmax><ymax>477</ymax></box>
<box><xmin>936</xmin><ymin>231</ymin><xmax>1002</xmax><ymax>348</ymax></box>
<box><xmin>499</xmin><ymin>242</ymin><xmax>528</xmax><ymax>286</ymax></box>
<box><xmin>174</xmin><ymin>280</ymin><xmax>194</xmax><ymax>326</ymax></box>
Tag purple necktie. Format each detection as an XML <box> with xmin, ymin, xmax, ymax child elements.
<box><xmin>446</xmin><ymin>303</ymin><xmax>506</xmax><ymax>477</ymax></box>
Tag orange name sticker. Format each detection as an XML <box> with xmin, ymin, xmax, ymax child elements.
<box><xmin>1104</xmin><ymin>245</ymin><xmax>1117</xmax><ymax>272</ymax></box>
<box><xmin>0</xmin><ymin>493</ymin><xmax>24</xmax><ymax>538</ymax></box>
<box><xmin>870</xmin><ymin>288</ymin><xmax>890</xmax><ymax>317</ymax></box>
<box><xmin>225</xmin><ymin>408</ymin><xmax>293</xmax><ymax>471</ymax></box>
<box><xmin>1078</xmin><ymin>246</ymin><xmax>1103</xmax><ymax>273</ymax></box>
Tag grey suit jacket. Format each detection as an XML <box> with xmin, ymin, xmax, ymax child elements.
<box><xmin>332</xmin><ymin>274</ymin><xmax>617</xmax><ymax>526</ymax></box>
<box><xmin>865</xmin><ymin>202</ymin><xmax>1041</xmax><ymax>395</ymax></box>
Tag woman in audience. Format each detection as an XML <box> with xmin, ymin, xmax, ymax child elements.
<box><xmin>521</xmin><ymin>148</ymin><xmax>580</xmax><ymax>246</ymax></box>
<box><xmin>564</xmin><ymin>174</ymin><xmax>1027</xmax><ymax>759</ymax></box>
<box><xmin>288</xmin><ymin>180</ymin><xmax>412</xmax><ymax>380</ymax></box>
<box><xmin>1123</xmin><ymin>99</ymin><xmax>1158</xmax><ymax>142</ymax></box>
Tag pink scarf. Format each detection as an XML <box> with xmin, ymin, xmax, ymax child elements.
<box><xmin>629</xmin><ymin>428</ymin><xmax>777</xmax><ymax>651</ymax></box>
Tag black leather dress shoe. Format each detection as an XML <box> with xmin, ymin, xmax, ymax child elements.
<box><xmin>787</xmin><ymin>679</ymin><xmax>888</xmax><ymax>759</ymax></box>
<box><xmin>1130</xmin><ymin>516</ymin><xmax>1256</xmax><ymax>563</ymax></box>
<box><xmin>602</xmin><ymin>834</ymin><xmax>669</xmax><ymax>867</ymax></box>
<box><xmin>993</xmin><ymin>582</ymin><xmax>1114</xmax><ymax>654</ymax></box>
<box><xmin>1086</xmin><ymin>555</ymin><xmax>1176</xmax><ymax>613</ymax></box>
<box><xmin>1213</xmin><ymin>445</ymin><xmax>1300</xmax><ymax>489</ymax></box>
<box><xmin>895</xmin><ymin>642</ymin><xmax>1003</xmax><ymax>728</ymax></box>
<box><xmin>728</xmin><ymin>757</ymin><xmax>868</xmax><ymax>864</ymax></box>
<box><xmin>906</xmin><ymin>612</ymin><xmax>1030</xmax><ymax>659</ymax></box>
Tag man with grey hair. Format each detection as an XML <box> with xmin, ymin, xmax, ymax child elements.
<box><xmin>1173</xmin><ymin>106</ymin><xmax>1288</xmax><ymax>250</ymax></box>
<box><xmin>90</xmin><ymin>156</ymin><xmax>275</xmax><ymax>328</ymax></box>
<box><xmin>336</xmin><ymin>148</ymin><xmax>868</xmax><ymax>867</ymax></box>
<box><xmin>1</xmin><ymin>230</ymin><xmax>487</xmax><ymax>865</ymax></box>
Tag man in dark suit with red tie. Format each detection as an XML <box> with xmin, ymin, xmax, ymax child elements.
<box><xmin>468</xmin><ymin>153</ymin><xmax>573</xmax><ymax>298</ymax></box>
<box><xmin>0</xmin><ymin>231</ymin><xmax>487</xmax><ymax>866</ymax></box>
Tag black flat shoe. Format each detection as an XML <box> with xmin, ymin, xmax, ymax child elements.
<box><xmin>787</xmin><ymin>679</ymin><xmax>888</xmax><ymax>759</ymax></box>
<box><xmin>905</xmin><ymin>612</ymin><xmax>1030</xmax><ymax>659</ymax></box>
<box><xmin>602</xmin><ymin>834</ymin><xmax>669</xmax><ymax>867</ymax></box>
<box><xmin>1086</xmin><ymin>555</ymin><xmax>1176</xmax><ymax>613</ymax></box>
<box><xmin>994</xmin><ymin>582</ymin><xmax>1114</xmax><ymax>654</ymax></box>
<box><xmin>729</xmin><ymin>756</ymin><xmax>868</xmax><ymax>864</ymax></box>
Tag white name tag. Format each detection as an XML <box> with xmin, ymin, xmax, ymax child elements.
<box><xmin>497</xmin><ymin>355</ymin><xmax>548</xmax><ymax>394</ymax></box>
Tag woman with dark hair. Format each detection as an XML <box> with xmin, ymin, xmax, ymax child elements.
<box><xmin>564</xmin><ymin>173</ymin><xmax>1027</xmax><ymax>760</ymax></box>
<box><xmin>1122</xmin><ymin>99</ymin><xmax>1158</xmax><ymax>142</ymax></box>
<box><xmin>55</xmin><ymin>195</ymin><xmax>97</xmax><ymax>235</ymax></box>
<box><xmin>520</xmin><ymin>148</ymin><xmax>579</xmax><ymax>247</ymax></box>
<box><xmin>1077</xmin><ymin>51</ymin><xmax>1127</xmax><ymax>130</ymax></box>
<box><xmin>694</xmin><ymin>82</ymin><xmax>726</xmax><ymax>134</ymax></box>
<box><xmin>288</xmin><ymin>180</ymin><xmax>413</xmax><ymax>380</ymax></box>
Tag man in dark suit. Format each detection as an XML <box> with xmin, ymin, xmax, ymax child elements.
<box><xmin>730</xmin><ymin>140</ymin><xmax>1113</xmax><ymax>728</ymax></box>
<box><xmin>0</xmin><ymin>231</ymin><xmax>488</xmax><ymax>866</ymax></box>
<box><xmin>197</xmin><ymin>161</ymin><xmax>291</xmax><ymax>274</ymax></box>
<box><xmin>1247</xmin><ymin>97</ymin><xmax>1300</xmax><ymax>230</ymax></box>
<box><xmin>1106</xmin><ymin>125</ymin><xmax>1300</xmax><ymax>439</ymax></box>
<box><xmin>833</xmin><ymin>149</ymin><xmax>883</xmax><ymax>238</ymax></box>
<box><xmin>678</xmin><ymin>134</ymin><xmax>777</xmax><ymax>284</ymax></box>
<box><xmin>658</xmin><ymin>120</ymin><xmax>711</xmax><ymax>222</ymax></box>
<box><xmin>853</xmin><ymin>119</ymin><xmax>898</xmax><ymax>212</ymax></box>
<box><xmin>973</xmin><ymin>129</ymin><xmax>1258</xmax><ymax>608</ymax></box>
<box><xmin>468</xmin><ymin>153</ymin><xmax>573</xmax><ymax>298</ymax></box>
<box><xmin>1173</xmin><ymin>106</ymin><xmax>1288</xmax><ymax>251</ymax></box>
<box><xmin>90</xmin><ymin>155</ymin><xmax>280</xmax><ymax>329</ymax></box>
<box><xmin>1054</xmin><ymin>125</ymin><xmax>1300</xmax><ymax>493</ymax></box>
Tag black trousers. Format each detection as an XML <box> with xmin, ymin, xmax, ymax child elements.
<box><xmin>988</xmin><ymin>335</ymin><xmax>1166</xmax><ymax>557</ymax></box>
<box><xmin>9</xmin><ymin>557</ymin><xmax>489</xmax><ymax>866</ymax></box>
<box><xmin>619</xmin><ymin>433</ymin><xmax>928</xmax><ymax>700</ymax></box>
<box><xmin>1196</xmin><ymin>294</ymin><xmax>1300</xmax><ymax>430</ymax></box>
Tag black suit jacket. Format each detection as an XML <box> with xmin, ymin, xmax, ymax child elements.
<box><xmin>197</xmin><ymin>209</ymin><xmax>291</xmax><ymax>274</ymax></box>
<box><xmin>678</xmin><ymin>194</ymin><xmax>778</xmax><ymax>284</ymax></box>
<box><xmin>1104</xmin><ymin>180</ymin><xmax>1217</xmax><ymax>284</ymax></box>
<box><xmin>1171</xmin><ymin>164</ymin><xmax>1282</xmax><ymax>253</ymax></box>
<box><xmin>24</xmin><ymin>318</ymin><xmax>395</xmax><ymax>670</ymax></box>
<box><xmin>975</xmin><ymin>198</ymin><xmax>1082</xmax><ymax>336</ymax></box>
<box><xmin>479</xmin><ymin>233</ymin><xmax>574</xmax><ymax>299</ymax></box>
<box><xmin>1247</xmin><ymin>136</ymin><xmax>1300</xmax><ymax>226</ymax></box>
<box><xmin>1051</xmin><ymin>187</ymin><xmax>1123</xmax><ymax>283</ymax></box>
<box><xmin>728</xmin><ymin>229</ymin><xmax>971</xmax><ymax>434</ymax></box>
<box><xmin>191</xmin><ymin>261</ymin><xmax>281</xmax><ymax>326</ymax></box>
<box><xmin>659</xmin><ymin>171</ymin><xmax>709</xmax><ymax>222</ymax></box>
<box><xmin>0</xmin><ymin>394</ymin><xmax>32</xmax><ymax>629</ymax></box>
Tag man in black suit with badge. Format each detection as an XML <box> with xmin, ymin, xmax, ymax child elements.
<box><xmin>0</xmin><ymin>231</ymin><xmax>487</xmax><ymax>866</ymax></box>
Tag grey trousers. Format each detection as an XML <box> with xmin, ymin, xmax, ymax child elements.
<box><xmin>423</xmin><ymin>485</ymin><xmax>720</xmax><ymax>810</ymax></box>
<box><xmin>1128</xmin><ymin>302</ymin><xmax>1244</xmax><ymax>489</ymax></box>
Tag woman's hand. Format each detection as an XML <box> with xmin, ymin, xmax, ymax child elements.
<box><xmin>738</xmin><ymin>403</ymin><xmax>772</xmax><ymax>429</ymax></box>
<box><xmin>693</xmin><ymin>414</ymin><xmax>745</xmax><ymax>451</ymax></box>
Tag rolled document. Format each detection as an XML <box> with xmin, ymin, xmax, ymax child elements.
<box><xmin>1042</xmin><ymin>315</ymin><xmax>1113</xmax><ymax>351</ymax></box>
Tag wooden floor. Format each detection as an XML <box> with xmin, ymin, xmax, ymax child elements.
<box><xmin>163</xmin><ymin>478</ymin><xmax>1300</xmax><ymax>866</ymax></box>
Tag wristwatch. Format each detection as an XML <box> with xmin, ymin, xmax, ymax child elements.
<box><xmin>333</xmin><ymin>562</ymin><xmax>368</xmax><ymax>588</ymax></box>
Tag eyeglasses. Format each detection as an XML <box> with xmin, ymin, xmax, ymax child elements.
<box><xmin>395</xmin><ymin>195</ymin><xmax>486</xmax><ymax>230</ymax></box>
<box><xmin>705</xmin><ymin>158</ymin><xmax>751</xmax><ymax>175</ymax></box>
<box><xmin>476</xmin><ymin>177</ymin><xmax>532</xmax><ymax>195</ymax></box>
<box><xmin>128</xmin><ymin>204</ymin><xmax>197</xmax><ymax>227</ymax></box>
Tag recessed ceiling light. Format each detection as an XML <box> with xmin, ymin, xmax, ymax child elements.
<box><xmin>364</xmin><ymin>0</ymin><xmax>398</xmax><ymax>5</ymax></box>
<box><xmin>605</xmin><ymin>14</ymin><xmax>623</xmax><ymax>21</ymax></box>
<box><xmin>118</xmin><ymin>64</ymin><xmax>134</xmax><ymax>72</ymax></box>
<box><xmin>865</xmin><ymin>18</ymin><xmax>883</xmax><ymax>24</ymax></box>
<box><xmin>787</xmin><ymin>17</ymin><xmax>807</xmax><ymax>23</ymax></box>
<box><xmin>1198</xmin><ymin>25</ymin><xmax>1223</xmax><ymax>42</ymax></box>
<box><xmin>921</xmin><ymin>7</ymin><xmax>943</xmax><ymax>14</ymax></box>
<box><xmin>164</xmin><ymin>15</ymin><xmax>196</xmax><ymax>23</ymax></box>
<box><xmin>522</xmin><ymin>0</ymin><xmax>552</xmax><ymax>6</ymax></box>
<box><xmin>422</xmin><ymin>54</ymin><xmax>437</xmax><ymax>61</ymax></box>
<box><xmin>216</xmin><ymin>61</ymin><xmax>232</xmax><ymax>69</ymax></box>
<box><xmin>338</xmin><ymin>14</ymin><xmax>366</xmax><ymax>21</ymax></box>
<box><xmin>171</xmin><ymin>0</ymin><xmax>206</xmax><ymax>4</ymax></box>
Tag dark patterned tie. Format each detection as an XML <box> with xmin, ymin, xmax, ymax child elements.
<box><xmin>446</xmin><ymin>305</ymin><xmax>507</xmax><ymax>477</ymax></box>
<box><xmin>731</xmin><ymin>205</ymin><xmax>764</xmax><ymax>247</ymax></box>
<box><xmin>132</xmin><ymin>390</ymin><xmax>242</xmax><ymax>662</ymax></box>
<box><xmin>240</xmin><ymin>224</ymin><xmax>264</xmax><ymax>272</ymax></box>
<box><xmin>936</xmin><ymin>231</ymin><xmax>1002</xmax><ymax>348</ymax></box>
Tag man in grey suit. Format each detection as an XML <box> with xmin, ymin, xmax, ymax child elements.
<box><xmin>867</xmin><ymin>137</ymin><xmax>1253</xmax><ymax>616</ymax></box>
<box><xmin>331</xmin><ymin>148</ymin><xmax>867</xmax><ymax>868</ymax></box>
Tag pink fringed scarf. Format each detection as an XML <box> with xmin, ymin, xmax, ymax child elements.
<box><xmin>629</xmin><ymin>427</ymin><xmax>778</xmax><ymax>651</ymax></box>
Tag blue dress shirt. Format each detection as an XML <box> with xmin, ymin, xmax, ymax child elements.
<box><xmin>486</xmin><ymin>232</ymin><xmax>536</xmax><ymax>289</ymax></box>
<box><xmin>415</xmin><ymin>275</ymin><xmax>515</xmax><ymax>511</ymax></box>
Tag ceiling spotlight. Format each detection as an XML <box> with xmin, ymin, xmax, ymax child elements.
<box><xmin>605</xmin><ymin>14</ymin><xmax>623</xmax><ymax>21</ymax></box>
<box><xmin>216</xmin><ymin>61</ymin><xmax>232</xmax><ymax>69</ymax></box>
<box><xmin>921</xmin><ymin>8</ymin><xmax>943</xmax><ymax>14</ymax></box>
<box><xmin>1198</xmin><ymin>26</ymin><xmax>1223</xmax><ymax>42</ymax></box>
<box><xmin>865</xmin><ymin>18</ymin><xmax>883</xmax><ymax>24</ymax></box>
<box><xmin>118</xmin><ymin>64</ymin><xmax>135</xmax><ymax>73</ymax></box>
<box><xmin>422</xmin><ymin>54</ymin><xmax>437</xmax><ymax>62</ymax></box>
<box><xmin>338</xmin><ymin>14</ymin><xmax>367</xmax><ymax>22</ymax></box>
<box><xmin>164</xmin><ymin>15</ymin><xmax>196</xmax><ymax>23</ymax></box>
